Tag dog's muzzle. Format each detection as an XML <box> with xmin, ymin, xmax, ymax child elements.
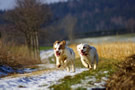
<box><xmin>56</xmin><ymin>51</ymin><xmax>60</xmax><ymax>56</ymax></box>
<box><xmin>81</xmin><ymin>50</ymin><xmax>87</xmax><ymax>56</ymax></box>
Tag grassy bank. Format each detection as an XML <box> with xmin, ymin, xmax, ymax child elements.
<box><xmin>106</xmin><ymin>55</ymin><xmax>135</xmax><ymax>90</ymax></box>
<box><xmin>50</xmin><ymin>57</ymin><xmax>119</xmax><ymax>89</ymax></box>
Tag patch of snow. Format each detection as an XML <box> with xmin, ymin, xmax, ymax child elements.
<box><xmin>103</xmin><ymin>71</ymin><xmax>108</xmax><ymax>74</ymax></box>
<box><xmin>74</xmin><ymin>35</ymin><xmax>135</xmax><ymax>44</ymax></box>
<box><xmin>36</xmin><ymin>64</ymin><xmax>55</xmax><ymax>70</ymax></box>
<box><xmin>0</xmin><ymin>65</ymin><xmax>15</xmax><ymax>73</ymax></box>
<box><xmin>102</xmin><ymin>77</ymin><xmax>108</xmax><ymax>81</ymax></box>
<box><xmin>0</xmin><ymin>68</ymin><xmax>88</xmax><ymax>90</ymax></box>
<box><xmin>71</xmin><ymin>84</ymin><xmax>82</xmax><ymax>89</ymax></box>
<box><xmin>0</xmin><ymin>72</ymin><xmax>8</xmax><ymax>77</ymax></box>
<box><xmin>71</xmin><ymin>71</ymin><xmax>109</xmax><ymax>90</ymax></box>
<box><xmin>21</xmin><ymin>68</ymin><xmax>37</xmax><ymax>73</ymax></box>
<box><xmin>94</xmin><ymin>81</ymin><xmax>106</xmax><ymax>86</ymax></box>
<box><xmin>0</xmin><ymin>65</ymin><xmax>37</xmax><ymax>77</ymax></box>
<box><xmin>40</xmin><ymin>49</ymin><xmax>54</xmax><ymax>63</ymax></box>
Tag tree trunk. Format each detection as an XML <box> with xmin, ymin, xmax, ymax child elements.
<box><xmin>35</xmin><ymin>31</ymin><xmax>40</xmax><ymax>60</ymax></box>
<box><xmin>25</xmin><ymin>32</ymin><xmax>32</xmax><ymax>57</ymax></box>
<box><xmin>24</xmin><ymin>30</ymin><xmax>40</xmax><ymax>61</ymax></box>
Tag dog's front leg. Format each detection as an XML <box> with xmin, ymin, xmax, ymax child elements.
<box><xmin>66</xmin><ymin>66</ymin><xmax>70</xmax><ymax>72</ymax></box>
<box><xmin>86</xmin><ymin>58</ymin><xmax>92</xmax><ymax>69</ymax></box>
<box><xmin>56</xmin><ymin>57</ymin><xmax>61</xmax><ymax>68</ymax></box>
<box><xmin>81</xmin><ymin>58</ymin><xmax>89</xmax><ymax>68</ymax></box>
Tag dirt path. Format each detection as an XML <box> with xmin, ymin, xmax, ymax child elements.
<box><xmin>0</xmin><ymin>68</ymin><xmax>88</xmax><ymax>90</ymax></box>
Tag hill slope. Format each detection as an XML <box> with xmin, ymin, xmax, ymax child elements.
<box><xmin>50</xmin><ymin>0</ymin><xmax>135</xmax><ymax>33</ymax></box>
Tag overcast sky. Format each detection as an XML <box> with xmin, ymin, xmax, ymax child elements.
<box><xmin>0</xmin><ymin>0</ymin><xmax>67</xmax><ymax>10</ymax></box>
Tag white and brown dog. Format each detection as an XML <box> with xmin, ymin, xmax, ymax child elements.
<box><xmin>53</xmin><ymin>40</ymin><xmax>75</xmax><ymax>72</ymax></box>
<box><xmin>77</xmin><ymin>43</ymin><xmax>98</xmax><ymax>70</ymax></box>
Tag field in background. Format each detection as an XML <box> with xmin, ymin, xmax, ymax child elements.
<box><xmin>70</xmin><ymin>42</ymin><xmax>135</xmax><ymax>61</ymax></box>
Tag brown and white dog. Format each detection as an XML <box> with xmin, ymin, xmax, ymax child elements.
<box><xmin>77</xmin><ymin>43</ymin><xmax>98</xmax><ymax>70</ymax></box>
<box><xmin>53</xmin><ymin>40</ymin><xmax>75</xmax><ymax>72</ymax></box>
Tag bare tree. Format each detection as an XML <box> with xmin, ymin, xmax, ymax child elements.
<box><xmin>125</xmin><ymin>18</ymin><xmax>135</xmax><ymax>33</ymax></box>
<box><xmin>62</xmin><ymin>14</ymin><xmax>77</xmax><ymax>43</ymax></box>
<box><xmin>5</xmin><ymin>0</ymin><xmax>51</xmax><ymax>60</ymax></box>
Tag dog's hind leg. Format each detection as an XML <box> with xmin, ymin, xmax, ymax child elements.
<box><xmin>64</xmin><ymin>60</ymin><xmax>70</xmax><ymax>72</ymax></box>
<box><xmin>94</xmin><ymin>54</ymin><xmax>98</xmax><ymax>70</ymax></box>
<box><xmin>71</xmin><ymin>60</ymin><xmax>75</xmax><ymax>72</ymax></box>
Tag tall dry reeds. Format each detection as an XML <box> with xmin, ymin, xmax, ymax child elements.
<box><xmin>0</xmin><ymin>40</ymin><xmax>40</xmax><ymax>68</ymax></box>
<box><xmin>95</xmin><ymin>42</ymin><xmax>135</xmax><ymax>60</ymax></box>
<box><xmin>70</xmin><ymin>42</ymin><xmax>135</xmax><ymax>60</ymax></box>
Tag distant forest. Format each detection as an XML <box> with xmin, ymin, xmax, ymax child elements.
<box><xmin>0</xmin><ymin>0</ymin><xmax>135</xmax><ymax>45</ymax></box>
<box><xmin>50</xmin><ymin>0</ymin><xmax>135</xmax><ymax>34</ymax></box>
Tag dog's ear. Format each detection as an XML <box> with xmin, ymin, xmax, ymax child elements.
<box><xmin>77</xmin><ymin>44</ymin><xmax>80</xmax><ymax>51</ymax></box>
<box><xmin>86</xmin><ymin>44</ymin><xmax>91</xmax><ymax>52</ymax></box>
<box><xmin>53</xmin><ymin>41</ymin><xmax>60</xmax><ymax>49</ymax></box>
<box><xmin>60</xmin><ymin>40</ymin><xmax>66</xmax><ymax>49</ymax></box>
<box><xmin>61</xmin><ymin>40</ymin><xmax>66</xmax><ymax>46</ymax></box>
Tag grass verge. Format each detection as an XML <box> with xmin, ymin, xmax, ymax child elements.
<box><xmin>0</xmin><ymin>41</ymin><xmax>40</xmax><ymax>68</ymax></box>
<box><xmin>50</xmin><ymin>57</ymin><xmax>119</xmax><ymax>90</ymax></box>
<box><xmin>40</xmin><ymin>46</ymin><xmax>52</xmax><ymax>51</ymax></box>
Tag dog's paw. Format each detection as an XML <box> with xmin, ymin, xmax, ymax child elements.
<box><xmin>88</xmin><ymin>64</ymin><xmax>92</xmax><ymax>69</ymax></box>
<box><xmin>72</xmin><ymin>70</ymin><xmax>75</xmax><ymax>73</ymax></box>
<box><xmin>93</xmin><ymin>64</ymin><xmax>96</xmax><ymax>70</ymax></box>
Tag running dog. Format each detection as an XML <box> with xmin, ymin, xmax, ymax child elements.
<box><xmin>77</xmin><ymin>43</ymin><xmax>98</xmax><ymax>70</ymax></box>
<box><xmin>53</xmin><ymin>40</ymin><xmax>75</xmax><ymax>72</ymax></box>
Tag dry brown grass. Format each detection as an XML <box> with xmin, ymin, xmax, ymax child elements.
<box><xmin>106</xmin><ymin>55</ymin><xmax>135</xmax><ymax>90</ymax></box>
<box><xmin>69</xmin><ymin>42</ymin><xmax>135</xmax><ymax>60</ymax></box>
<box><xmin>0</xmin><ymin>40</ymin><xmax>40</xmax><ymax>67</ymax></box>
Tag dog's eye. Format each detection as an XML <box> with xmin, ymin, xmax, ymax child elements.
<box><xmin>54</xmin><ymin>48</ymin><xmax>56</xmax><ymax>50</ymax></box>
<box><xmin>83</xmin><ymin>47</ymin><xmax>86</xmax><ymax>49</ymax></box>
<box><xmin>58</xmin><ymin>45</ymin><xmax>62</xmax><ymax>50</ymax></box>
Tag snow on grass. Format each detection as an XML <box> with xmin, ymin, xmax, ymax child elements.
<box><xmin>0</xmin><ymin>68</ymin><xmax>88</xmax><ymax>90</ymax></box>
<box><xmin>71</xmin><ymin>71</ymin><xmax>108</xmax><ymax>89</ymax></box>
<box><xmin>36</xmin><ymin>64</ymin><xmax>55</xmax><ymax>70</ymax></box>
<box><xmin>40</xmin><ymin>49</ymin><xmax>54</xmax><ymax>60</ymax></box>
<box><xmin>40</xmin><ymin>49</ymin><xmax>54</xmax><ymax>63</ymax></box>
<box><xmin>74</xmin><ymin>34</ymin><xmax>135</xmax><ymax>44</ymax></box>
<box><xmin>0</xmin><ymin>65</ymin><xmax>37</xmax><ymax>77</ymax></box>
